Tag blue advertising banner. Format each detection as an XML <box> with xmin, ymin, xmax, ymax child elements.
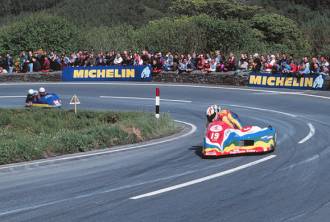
<box><xmin>248</xmin><ymin>73</ymin><xmax>326</xmax><ymax>90</ymax></box>
<box><xmin>62</xmin><ymin>65</ymin><xmax>152</xmax><ymax>81</ymax></box>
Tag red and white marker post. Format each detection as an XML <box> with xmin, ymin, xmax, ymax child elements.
<box><xmin>155</xmin><ymin>88</ymin><xmax>160</xmax><ymax>119</ymax></box>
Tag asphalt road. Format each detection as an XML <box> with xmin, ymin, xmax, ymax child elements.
<box><xmin>0</xmin><ymin>82</ymin><xmax>329</xmax><ymax>222</ymax></box>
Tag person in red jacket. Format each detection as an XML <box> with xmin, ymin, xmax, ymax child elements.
<box><xmin>42</xmin><ymin>57</ymin><xmax>50</xmax><ymax>72</ymax></box>
<box><xmin>289</xmin><ymin>59</ymin><xmax>298</xmax><ymax>73</ymax></box>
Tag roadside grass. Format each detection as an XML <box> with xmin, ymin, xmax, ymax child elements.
<box><xmin>0</xmin><ymin>109</ymin><xmax>180</xmax><ymax>165</ymax></box>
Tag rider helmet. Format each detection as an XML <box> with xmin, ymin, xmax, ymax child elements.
<box><xmin>28</xmin><ymin>89</ymin><xmax>34</xmax><ymax>95</ymax></box>
<box><xmin>206</xmin><ymin>105</ymin><xmax>220</xmax><ymax>122</ymax></box>
<box><xmin>39</xmin><ymin>87</ymin><xmax>46</xmax><ymax>93</ymax></box>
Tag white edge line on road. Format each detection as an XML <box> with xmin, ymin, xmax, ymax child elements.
<box><xmin>298</xmin><ymin>123</ymin><xmax>315</xmax><ymax>144</ymax></box>
<box><xmin>0</xmin><ymin>120</ymin><xmax>197</xmax><ymax>171</ymax></box>
<box><xmin>100</xmin><ymin>96</ymin><xmax>192</xmax><ymax>103</ymax></box>
<box><xmin>130</xmin><ymin>154</ymin><xmax>277</xmax><ymax>200</ymax></box>
<box><xmin>226</xmin><ymin>104</ymin><xmax>297</xmax><ymax>118</ymax></box>
<box><xmin>0</xmin><ymin>96</ymin><xmax>25</xmax><ymax>98</ymax></box>
<box><xmin>1</xmin><ymin>82</ymin><xmax>330</xmax><ymax>100</ymax></box>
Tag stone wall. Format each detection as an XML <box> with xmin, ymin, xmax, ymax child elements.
<box><xmin>324</xmin><ymin>75</ymin><xmax>330</xmax><ymax>90</ymax></box>
<box><xmin>152</xmin><ymin>71</ymin><xmax>248</xmax><ymax>86</ymax></box>
<box><xmin>0</xmin><ymin>72</ymin><xmax>62</xmax><ymax>82</ymax></box>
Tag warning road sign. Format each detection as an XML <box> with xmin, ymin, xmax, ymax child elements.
<box><xmin>70</xmin><ymin>95</ymin><xmax>80</xmax><ymax>105</ymax></box>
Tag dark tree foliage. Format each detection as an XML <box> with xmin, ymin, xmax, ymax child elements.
<box><xmin>0</xmin><ymin>0</ymin><xmax>325</xmax><ymax>55</ymax></box>
<box><xmin>0</xmin><ymin>0</ymin><xmax>64</xmax><ymax>15</ymax></box>
<box><xmin>247</xmin><ymin>0</ymin><xmax>330</xmax><ymax>54</ymax></box>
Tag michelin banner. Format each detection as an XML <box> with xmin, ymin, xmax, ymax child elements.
<box><xmin>248</xmin><ymin>73</ymin><xmax>326</xmax><ymax>90</ymax></box>
<box><xmin>62</xmin><ymin>66</ymin><xmax>152</xmax><ymax>81</ymax></box>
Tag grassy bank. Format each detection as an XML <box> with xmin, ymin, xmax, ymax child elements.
<box><xmin>0</xmin><ymin>109</ymin><xmax>179</xmax><ymax>165</ymax></box>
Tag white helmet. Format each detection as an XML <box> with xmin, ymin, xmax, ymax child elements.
<box><xmin>39</xmin><ymin>87</ymin><xmax>46</xmax><ymax>93</ymax></box>
<box><xmin>206</xmin><ymin>105</ymin><xmax>221</xmax><ymax>122</ymax></box>
<box><xmin>28</xmin><ymin>89</ymin><xmax>34</xmax><ymax>95</ymax></box>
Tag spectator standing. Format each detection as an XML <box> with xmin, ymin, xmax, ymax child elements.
<box><xmin>252</xmin><ymin>53</ymin><xmax>262</xmax><ymax>72</ymax></box>
<box><xmin>0</xmin><ymin>66</ymin><xmax>8</xmax><ymax>74</ymax></box>
<box><xmin>14</xmin><ymin>58</ymin><xmax>20</xmax><ymax>73</ymax></box>
<box><xmin>197</xmin><ymin>54</ymin><xmax>205</xmax><ymax>70</ymax></box>
<box><xmin>187</xmin><ymin>54</ymin><xmax>196</xmax><ymax>70</ymax></box>
<box><xmin>281</xmin><ymin>61</ymin><xmax>291</xmax><ymax>74</ymax></box>
<box><xmin>289</xmin><ymin>59</ymin><xmax>298</xmax><ymax>74</ymax></box>
<box><xmin>299</xmin><ymin>57</ymin><xmax>310</xmax><ymax>75</ymax></box>
<box><xmin>122</xmin><ymin>51</ymin><xmax>132</xmax><ymax>66</ymax></box>
<box><xmin>61</xmin><ymin>53</ymin><xmax>71</xmax><ymax>68</ymax></box>
<box><xmin>164</xmin><ymin>52</ymin><xmax>173</xmax><ymax>71</ymax></box>
<box><xmin>191</xmin><ymin>53</ymin><xmax>198</xmax><ymax>70</ymax></box>
<box><xmin>208</xmin><ymin>59</ymin><xmax>217</xmax><ymax>72</ymax></box>
<box><xmin>203</xmin><ymin>59</ymin><xmax>210</xmax><ymax>73</ymax></box>
<box><xmin>264</xmin><ymin>55</ymin><xmax>276</xmax><ymax>73</ymax></box>
<box><xmin>27</xmin><ymin>51</ymin><xmax>33</xmax><ymax>73</ymax></box>
<box><xmin>151</xmin><ymin>53</ymin><xmax>163</xmax><ymax>74</ymax></box>
<box><xmin>238</xmin><ymin>54</ymin><xmax>248</xmax><ymax>70</ymax></box>
<box><xmin>320</xmin><ymin>56</ymin><xmax>329</xmax><ymax>74</ymax></box>
<box><xmin>0</xmin><ymin>55</ymin><xmax>5</xmax><ymax>70</ymax></box>
<box><xmin>279</xmin><ymin>54</ymin><xmax>288</xmax><ymax>69</ymax></box>
<box><xmin>50</xmin><ymin>54</ymin><xmax>62</xmax><ymax>70</ymax></box>
<box><xmin>70</xmin><ymin>52</ymin><xmax>77</xmax><ymax>66</ymax></box>
<box><xmin>42</xmin><ymin>56</ymin><xmax>50</xmax><ymax>72</ymax></box>
<box><xmin>106</xmin><ymin>51</ymin><xmax>115</xmax><ymax>65</ymax></box>
<box><xmin>178</xmin><ymin>58</ymin><xmax>188</xmax><ymax>74</ymax></box>
<box><xmin>5</xmin><ymin>54</ymin><xmax>14</xmax><ymax>74</ymax></box>
<box><xmin>133</xmin><ymin>53</ymin><xmax>143</xmax><ymax>66</ymax></box>
<box><xmin>114</xmin><ymin>53</ymin><xmax>123</xmax><ymax>65</ymax></box>
<box><xmin>163</xmin><ymin>52</ymin><xmax>173</xmax><ymax>71</ymax></box>
<box><xmin>32</xmin><ymin>57</ymin><xmax>41</xmax><ymax>72</ymax></box>
<box><xmin>215</xmin><ymin>51</ymin><xmax>222</xmax><ymax>65</ymax></box>
<box><xmin>141</xmin><ymin>50</ymin><xmax>151</xmax><ymax>66</ymax></box>
<box><xmin>19</xmin><ymin>51</ymin><xmax>27</xmax><ymax>72</ymax></box>
<box><xmin>225</xmin><ymin>52</ymin><xmax>236</xmax><ymax>71</ymax></box>
<box><xmin>310</xmin><ymin>57</ymin><xmax>320</xmax><ymax>74</ymax></box>
<box><xmin>172</xmin><ymin>54</ymin><xmax>179</xmax><ymax>71</ymax></box>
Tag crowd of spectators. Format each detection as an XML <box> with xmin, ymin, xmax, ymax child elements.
<box><xmin>0</xmin><ymin>50</ymin><xmax>329</xmax><ymax>75</ymax></box>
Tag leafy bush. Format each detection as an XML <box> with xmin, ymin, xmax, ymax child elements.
<box><xmin>0</xmin><ymin>13</ymin><xmax>82</xmax><ymax>54</ymax></box>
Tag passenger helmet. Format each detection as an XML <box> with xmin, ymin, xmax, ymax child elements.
<box><xmin>28</xmin><ymin>89</ymin><xmax>34</xmax><ymax>95</ymax></box>
<box><xmin>39</xmin><ymin>87</ymin><xmax>46</xmax><ymax>93</ymax></box>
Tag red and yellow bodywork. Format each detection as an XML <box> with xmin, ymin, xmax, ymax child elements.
<box><xmin>203</xmin><ymin>121</ymin><xmax>276</xmax><ymax>157</ymax></box>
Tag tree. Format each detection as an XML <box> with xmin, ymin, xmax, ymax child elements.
<box><xmin>170</xmin><ymin>0</ymin><xmax>261</xmax><ymax>20</ymax></box>
<box><xmin>250</xmin><ymin>13</ymin><xmax>311</xmax><ymax>54</ymax></box>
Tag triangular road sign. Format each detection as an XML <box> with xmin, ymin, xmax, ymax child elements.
<box><xmin>70</xmin><ymin>95</ymin><xmax>81</xmax><ymax>105</ymax></box>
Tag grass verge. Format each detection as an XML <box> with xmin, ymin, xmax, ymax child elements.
<box><xmin>0</xmin><ymin>109</ymin><xmax>180</xmax><ymax>165</ymax></box>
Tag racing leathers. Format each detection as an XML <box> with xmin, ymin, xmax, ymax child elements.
<box><xmin>25</xmin><ymin>94</ymin><xmax>34</xmax><ymax>107</ymax></box>
<box><xmin>213</xmin><ymin>109</ymin><xmax>243</xmax><ymax>130</ymax></box>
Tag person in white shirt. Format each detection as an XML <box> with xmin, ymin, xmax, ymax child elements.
<box><xmin>114</xmin><ymin>53</ymin><xmax>123</xmax><ymax>65</ymax></box>
<box><xmin>0</xmin><ymin>66</ymin><xmax>8</xmax><ymax>74</ymax></box>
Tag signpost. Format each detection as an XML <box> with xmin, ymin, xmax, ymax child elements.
<box><xmin>70</xmin><ymin>94</ymin><xmax>80</xmax><ymax>114</ymax></box>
